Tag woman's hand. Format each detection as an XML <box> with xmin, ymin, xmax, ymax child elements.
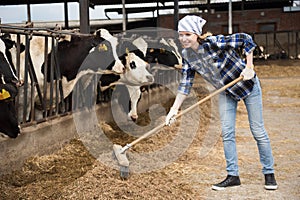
<box><xmin>241</xmin><ymin>66</ymin><xmax>255</xmax><ymax>80</ymax></box>
<box><xmin>165</xmin><ymin>107</ymin><xmax>178</xmax><ymax>126</ymax></box>
<box><xmin>165</xmin><ymin>93</ymin><xmax>187</xmax><ymax>126</ymax></box>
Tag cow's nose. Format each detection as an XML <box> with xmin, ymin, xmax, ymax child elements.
<box><xmin>112</xmin><ymin>60</ymin><xmax>127</xmax><ymax>74</ymax></box>
<box><xmin>147</xmin><ymin>75</ymin><xmax>154</xmax><ymax>83</ymax></box>
<box><xmin>119</xmin><ymin>66</ymin><xmax>126</xmax><ymax>74</ymax></box>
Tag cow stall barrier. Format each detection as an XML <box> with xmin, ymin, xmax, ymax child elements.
<box><xmin>1</xmin><ymin>29</ymin><xmax>68</xmax><ymax>126</ymax></box>
<box><xmin>251</xmin><ymin>30</ymin><xmax>300</xmax><ymax>60</ymax></box>
<box><xmin>0</xmin><ymin>24</ymin><xmax>181</xmax><ymax>128</ymax></box>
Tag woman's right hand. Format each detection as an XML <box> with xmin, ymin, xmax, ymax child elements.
<box><xmin>165</xmin><ymin>107</ymin><xmax>178</xmax><ymax>126</ymax></box>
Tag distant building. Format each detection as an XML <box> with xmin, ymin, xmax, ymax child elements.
<box><xmin>157</xmin><ymin>1</ymin><xmax>300</xmax><ymax>59</ymax></box>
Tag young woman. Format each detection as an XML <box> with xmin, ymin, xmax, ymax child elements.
<box><xmin>165</xmin><ymin>15</ymin><xmax>278</xmax><ymax>191</ymax></box>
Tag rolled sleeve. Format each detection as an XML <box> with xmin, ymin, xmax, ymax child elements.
<box><xmin>242</xmin><ymin>33</ymin><xmax>257</xmax><ymax>55</ymax></box>
<box><xmin>212</xmin><ymin>33</ymin><xmax>257</xmax><ymax>56</ymax></box>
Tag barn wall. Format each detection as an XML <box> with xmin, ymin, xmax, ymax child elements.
<box><xmin>159</xmin><ymin>8</ymin><xmax>300</xmax><ymax>34</ymax></box>
<box><xmin>158</xmin><ymin>8</ymin><xmax>300</xmax><ymax>58</ymax></box>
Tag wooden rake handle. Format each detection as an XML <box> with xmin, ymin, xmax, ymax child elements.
<box><xmin>127</xmin><ymin>76</ymin><xmax>244</xmax><ymax>148</ymax></box>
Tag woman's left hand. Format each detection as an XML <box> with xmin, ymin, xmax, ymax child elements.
<box><xmin>241</xmin><ymin>67</ymin><xmax>255</xmax><ymax>80</ymax></box>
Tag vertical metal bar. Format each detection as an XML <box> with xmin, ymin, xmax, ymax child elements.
<box><xmin>265</xmin><ymin>33</ymin><xmax>268</xmax><ymax>55</ymax></box>
<box><xmin>288</xmin><ymin>31</ymin><xmax>290</xmax><ymax>58</ymax></box>
<box><xmin>16</xmin><ymin>34</ymin><xmax>21</xmax><ymax>79</ymax></box>
<box><xmin>174</xmin><ymin>0</ymin><xmax>179</xmax><ymax>31</ymax></box>
<box><xmin>28</xmin><ymin>50</ymin><xmax>44</xmax><ymax>121</ymax></box>
<box><xmin>64</xmin><ymin>0</ymin><xmax>69</xmax><ymax>29</ymax></box>
<box><xmin>228</xmin><ymin>0</ymin><xmax>232</xmax><ymax>34</ymax></box>
<box><xmin>27</xmin><ymin>3</ymin><xmax>31</xmax><ymax>22</ymax></box>
<box><xmin>53</xmin><ymin>38</ymin><xmax>65</xmax><ymax>114</ymax></box>
<box><xmin>79</xmin><ymin>0</ymin><xmax>90</xmax><ymax>33</ymax></box>
<box><xmin>296</xmin><ymin>31</ymin><xmax>299</xmax><ymax>58</ymax></box>
<box><xmin>122</xmin><ymin>0</ymin><xmax>126</xmax><ymax>32</ymax></box>
<box><xmin>15</xmin><ymin>34</ymin><xmax>21</xmax><ymax>122</ymax></box>
<box><xmin>43</xmin><ymin>36</ymin><xmax>49</xmax><ymax>118</ymax></box>
<box><xmin>207</xmin><ymin>0</ymin><xmax>211</xmax><ymax>13</ymax></box>
<box><xmin>30</xmin><ymin>64</ymin><xmax>35</xmax><ymax>122</ymax></box>
<box><xmin>54</xmin><ymin>41</ymin><xmax>59</xmax><ymax>115</ymax></box>
<box><xmin>22</xmin><ymin>35</ymin><xmax>30</xmax><ymax>123</ymax></box>
<box><xmin>49</xmin><ymin>37</ymin><xmax>55</xmax><ymax>115</ymax></box>
<box><xmin>156</xmin><ymin>1</ymin><xmax>160</xmax><ymax>26</ymax></box>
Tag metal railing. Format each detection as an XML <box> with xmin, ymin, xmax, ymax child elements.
<box><xmin>0</xmin><ymin>25</ymin><xmax>181</xmax><ymax>128</ymax></box>
<box><xmin>252</xmin><ymin>30</ymin><xmax>300</xmax><ymax>60</ymax></box>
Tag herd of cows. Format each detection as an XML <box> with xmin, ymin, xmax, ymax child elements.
<box><xmin>0</xmin><ymin>28</ymin><xmax>183</xmax><ymax>139</ymax></box>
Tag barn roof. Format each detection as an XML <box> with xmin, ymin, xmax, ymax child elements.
<box><xmin>104</xmin><ymin>0</ymin><xmax>292</xmax><ymax>15</ymax></box>
<box><xmin>1</xmin><ymin>0</ymin><xmax>292</xmax><ymax>33</ymax></box>
<box><xmin>0</xmin><ymin>0</ymin><xmax>192</xmax><ymax>6</ymax></box>
<box><xmin>0</xmin><ymin>0</ymin><xmax>292</xmax><ymax>13</ymax></box>
<box><xmin>0</xmin><ymin>0</ymin><xmax>292</xmax><ymax>7</ymax></box>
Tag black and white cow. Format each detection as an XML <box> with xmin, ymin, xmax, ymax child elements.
<box><xmin>112</xmin><ymin>36</ymin><xmax>182</xmax><ymax>119</ymax></box>
<box><xmin>63</xmin><ymin>36</ymin><xmax>154</xmax><ymax>121</ymax></box>
<box><xmin>38</xmin><ymin>29</ymin><xmax>154</xmax><ymax>121</ymax></box>
<box><xmin>116</xmin><ymin>36</ymin><xmax>183</xmax><ymax>93</ymax></box>
<box><xmin>42</xmin><ymin>29</ymin><xmax>125</xmax><ymax>82</ymax></box>
<box><xmin>117</xmin><ymin>36</ymin><xmax>182</xmax><ymax>74</ymax></box>
<box><xmin>0</xmin><ymin>35</ymin><xmax>21</xmax><ymax>138</ymax></box>
<box><xmin>9</xmin><ymin>29</ymin><xmax>124</xmax><ymax>122</ymax></box>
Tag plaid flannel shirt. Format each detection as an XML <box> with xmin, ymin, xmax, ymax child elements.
<box><xmin>178</xmin><ymin>33</ymin><xmax>257</xmax><ymax>101</ymax></box>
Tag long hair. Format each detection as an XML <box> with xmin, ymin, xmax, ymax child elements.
<box><xmin>197</xmin><ymin>32</ymin><xmax>213</xmax><ymax>43</ymax></box>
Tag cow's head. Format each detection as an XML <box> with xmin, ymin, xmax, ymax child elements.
<box><xmin>120</xmin><ymin>52</ymin><xmax>154</xmax><ymax>86</ymax></box>
<box><xmin>0</xmin><ymin>35</ymin><xmax>22</xmax><ymax>86</ymax></box>
<box><xmin>95</xmin><ymin>29</ymin><xmax>125</xmax><ymax>74</ymax></box>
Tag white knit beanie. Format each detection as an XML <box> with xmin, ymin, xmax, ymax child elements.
<box><xmin>178</xmin><ymin>15</ymin><xmax>206</xmax><ymax>35</ymax></box>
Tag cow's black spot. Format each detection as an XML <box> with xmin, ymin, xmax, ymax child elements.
<box><xmin>129</xmin><ymin>61</ymin><xmax>136</xmax><ymax>69</ymax></box>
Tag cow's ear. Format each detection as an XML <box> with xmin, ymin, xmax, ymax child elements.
<box><xmin>3</xmin><ymin>39</ymin><xmax>15</xmax><ymax>50</ymax></box>
<box><xmin>94</xmin><ymin>29</ymin><xmax>101</xmax><ymax>37</ymax></box>
<box><xmin>119</xmin><ymin>55</ymin><xmax>127</xmax><ymax>66</ymax></box>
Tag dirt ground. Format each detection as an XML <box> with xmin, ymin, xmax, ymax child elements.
<box><xmin>0</xmin><ymin>60</ymin><xmax>299</xmax><ymax>200</ymax></box>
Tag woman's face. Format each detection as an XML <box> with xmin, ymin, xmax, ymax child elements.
<box><xmin>178</xmin><ymin>31</ymin><xmax>199</xmax><ymax>51</ymax></box>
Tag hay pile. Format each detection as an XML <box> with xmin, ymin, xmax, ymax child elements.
<box><xmin>0</xmin><ymin>60</ymin><xmax>299</xmax><ymax>199</ymax></box>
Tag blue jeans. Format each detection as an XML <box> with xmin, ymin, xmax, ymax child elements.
<box><xmin>219</xmin><ymin>77</ymin><xmax>275</xmax><ymax>176</ymax></box>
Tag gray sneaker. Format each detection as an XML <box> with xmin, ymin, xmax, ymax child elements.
<box><xmin>264</xmin><ymin>173</ymin><xmax>278</xmax><ymax>190</ymax></box>
<box><xmin>212</xmin><ymin>175</ymin><xmax>241</xmax><ymax>191</ymax></box>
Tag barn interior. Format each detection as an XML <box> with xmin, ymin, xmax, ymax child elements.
<box><xmin>0</xmin><ymin>0</ymin><xmax>299</xmax><ymax>182</ymax></box>
<box><xmin>1</xmin><ymin>0</ymin><xmax>295</xmax><ymax>33</ymax></box>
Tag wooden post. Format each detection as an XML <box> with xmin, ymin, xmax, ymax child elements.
<box><xmin>228</xmin><ymin>0</ymin><xmax>232</xmax><ymax>34</ymax></box>
<box><xmin>64</xmin><ymin>0</ymin><xmax>69</xmax><ymax>29</ymax></box>
<box><xmin>122</xmin><ymin>0</ymin><xmax>126</xmax><ymax>32</ymax></box>
<box><xmin>27</xmin><ymin>3</ymin><xmax>31</xmax><ymax>22</ymax></box>
<box><xmin>79</xmin><ymin>0</ymin><xmax>90</xmax><ymax>33</ymax></box>
<box><xmin>174</xmin><ymin>0</ymin><xmax>179</xmax><ymax>31</ymax></box>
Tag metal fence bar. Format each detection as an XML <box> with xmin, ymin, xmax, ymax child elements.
<box><xmin>252</xmin><ymin>30</ymin><xmax>300</xmax><ymax>59</ymax></box>
<box><xmin>42</xmin><ymin>36</ymin><xmax>49</xmax><ymax>118</ymax></box>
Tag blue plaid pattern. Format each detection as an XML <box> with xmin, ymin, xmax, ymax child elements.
<box><xmin>178</xmin><ymin>33</ymin><xmax>257</xmax><ymax>101</ymax></box>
